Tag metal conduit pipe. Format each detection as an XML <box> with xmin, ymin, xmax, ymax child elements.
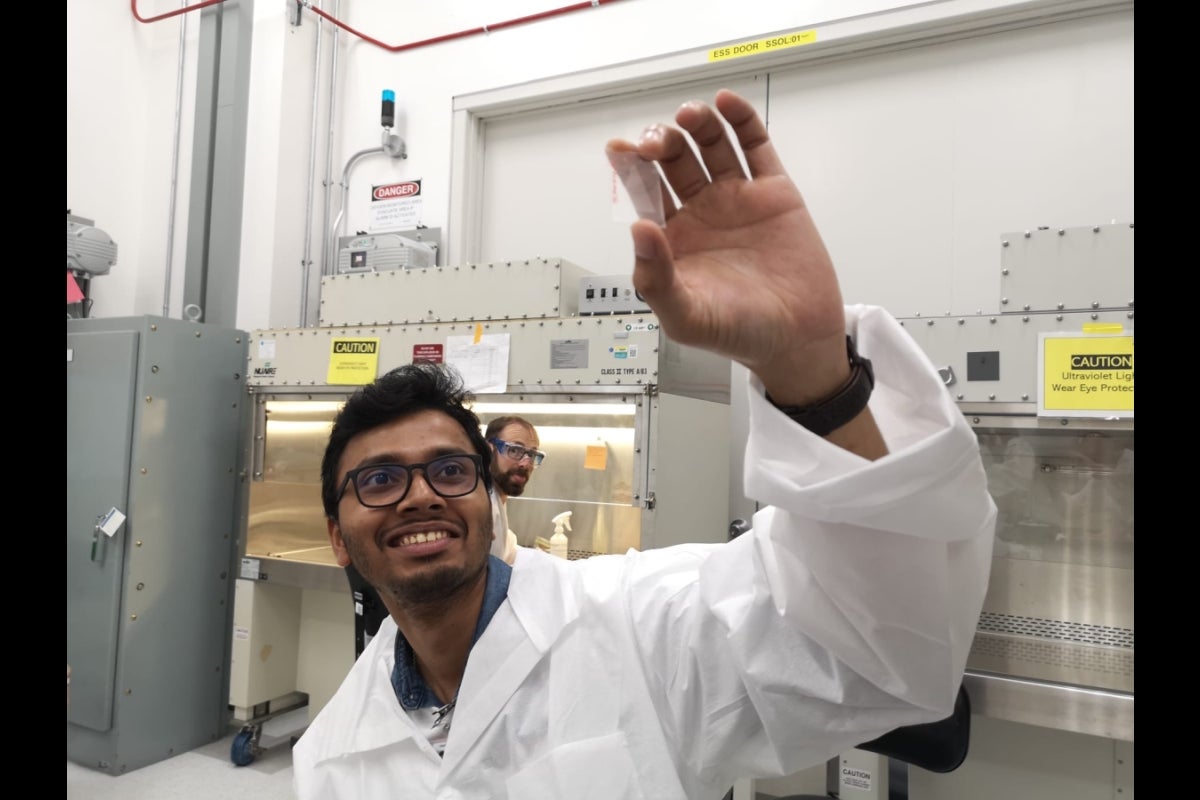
<box><xmin>316</xmin><ymin>0</ymin><xmax>341</xmax><ymax>318</ymax></box>
<box><xmin>298</xmin><ymin>2</ymin><xmax>324</xmax><ymax>325</ymax></box>
<box><xmin>325</xmin><ymin>146</ymin><xmax>385</xmax><ymax>284</ymax></box>
<box><xmin>162</xmin><ymin>2</ymin><xmax>190</xmax><ymax>317</ymax></box>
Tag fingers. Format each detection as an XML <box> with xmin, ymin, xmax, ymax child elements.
<box><xmin>628</xmin><ymin>218</ymin><xmax>680</xmax><ymax>311</ymax></box>
<box><xmin>634</xmin><ymin>90</ymin><xmax>785</xmax><ymax>206</ymax></box>
<box><xmin>615</xmin><ymin>90</ymin><xmax>785</xmax><ymax>214</ymax></box>
<box><xmin>637</xmin><ymin>123</ymin><xmax>709</xmax><ymax>208</ymax></box>
<box><xmin>713</xmin><ymin>89</ymin><xmax>787</xmax><ymax>179</ymax></box>
<box><xmin>674</xmin><ymin>99</ymin><xmax>747</xmax><ymax>183</ymax></box>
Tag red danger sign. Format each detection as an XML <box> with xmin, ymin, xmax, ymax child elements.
<box><xmin>413</xmin><ymin>344</ymin><xmax>443</xmax><ymax>364</ymax></box>
<box><xmin>373</xmin><ymin>181</ymin><xmax>421</xmax><ymax>201</ymax></box>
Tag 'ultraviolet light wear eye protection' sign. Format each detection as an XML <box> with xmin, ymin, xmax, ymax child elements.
<box><xmin>1037</xmin><ymin>330</ymin><xmax>1133</xmax><ymax>418</ymax></box>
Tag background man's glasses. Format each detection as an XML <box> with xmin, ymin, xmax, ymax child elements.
<box><xmin>489</xmin><ymin>438</ymin><xmax>546</xmax><ymax>466</ymax></box>
<box><xmin>337</xmin><ymin>454</ymin><xmax>483</xmax><ymax>508</ymax></box>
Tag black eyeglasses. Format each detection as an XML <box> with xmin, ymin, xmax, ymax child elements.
<box><xmin>488</xmin><ymin>438</ymin><xmax>546</xmax><ymax>466</ymax></box>
<box><xmin>337</xmin><ymin>454</ymin><xmax>484</xmax><ymax>508</ymax></box>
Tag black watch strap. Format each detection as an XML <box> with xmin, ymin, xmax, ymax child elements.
<box><xmin>767</xmin><ymin>336</ymin><xmax>875</xmax><ymax>437</ymax></box>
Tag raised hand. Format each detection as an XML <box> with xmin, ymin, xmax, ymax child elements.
<box><xmin>607</xmin><ymin>89</ymin><xmax>851</xmax><ymax>407</ymax></box>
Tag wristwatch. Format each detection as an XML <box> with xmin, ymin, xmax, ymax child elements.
<box><xmin>767</xmin><ymin>336</ymin><xmax>875</xmax><ymax>436</ymax></box>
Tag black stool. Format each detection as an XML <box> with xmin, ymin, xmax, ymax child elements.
<box><xmin>344</xmin><ymin>563</ymin><xmax>389</xmax><ymax>659</ymax></box>
<box><xmin>777</xmin><ymin>683</ymin><xmax>971</xmax><ymax>799</ymax></box>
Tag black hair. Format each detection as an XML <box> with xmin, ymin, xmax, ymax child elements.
<box><xmin>320</xmin><ymin>362</ymin><xmax>493</xmax><ymax>520</ymax></box>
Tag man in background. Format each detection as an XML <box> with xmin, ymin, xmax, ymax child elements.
<box><xmin>483</xmin><ymin>415</ymin><xmax>545</xmax><ymax>563</ymax></box>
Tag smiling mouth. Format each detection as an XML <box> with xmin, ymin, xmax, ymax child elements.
<box><xmin>392</xmin><ymin>530</ymin><xmax>452</xmax><ymax>547</ymax></box>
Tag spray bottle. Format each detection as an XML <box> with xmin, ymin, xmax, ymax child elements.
<box><xmin>550</xmin><ymin>511</ymin><xmax>572</xmax><ymax>560</ymax></box>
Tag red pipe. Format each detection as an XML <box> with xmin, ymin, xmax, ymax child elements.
<box><xmin>132</xmin><ymin>0</ymin><xmax>227</xmax><ymax>24</ymax></box>
<box><xmin>307</xmin><ymin>0</ymin><xmax>624</xmax><ymax>53</ymax></box>
<box><xmin>132</xmin><ymin>0</ymin><xmax>628</xmax><ymax>54</ymax></box>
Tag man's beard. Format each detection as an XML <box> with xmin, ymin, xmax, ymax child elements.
<box><xmin>384</xmin><ymin>559</ymin><xmax>486</xmax><ymax>610</ymax></box>
<box><xmin>346</xmin><ymin>508</ymin><xmax>494</xmax><ymax>617</ymax></box>
<box><xmin>493</xmin><ymin>468</ymin><xmax>529</xmax><ymax>498</ymax></box>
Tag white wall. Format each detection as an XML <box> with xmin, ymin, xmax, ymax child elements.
<box><xmin>68</xmin><ymin>0</ymin><xmax>201</xmax><ymax>320</ymax></box>
<box><xmin>67</xmin><ymin>0</ymin><xmax>1128</xmax><ymax>334</ymax></box>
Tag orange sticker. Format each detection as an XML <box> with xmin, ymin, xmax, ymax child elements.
<box><xmin>584</xmin><ymin>444</ymin><xmax>608</xmax><ymax>471</ymax></box>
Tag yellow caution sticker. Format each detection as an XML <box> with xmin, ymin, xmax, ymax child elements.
<box><xmin>1038</xmin><ymin>333</ymin><xmax>1133</xmax><ymax>418</ymax></box>
<box><xmin>327</xmin><ymin>337</ymin><xmax>381</xmax><ymax>385</ymax></box>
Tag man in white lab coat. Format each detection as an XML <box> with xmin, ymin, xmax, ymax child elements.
<box><xmin>483</xmin><ymin>415</ymin><xmax>544</xmax><ymax>564</ymax></box>
<box><xmin>295</xmin><ymin>89</ymin><xmax>996</xmax><ymax>799</ymax></box>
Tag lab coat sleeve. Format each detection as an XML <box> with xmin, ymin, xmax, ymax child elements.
<box><xmin>740</xmin><ymin>304</ymin><xmax>995</xmax><ymax>700</ymax></box>
<box><xmin>628</xmin><ymin>304</ymin><xmax>996</xmax><ymax>782</ymax></box>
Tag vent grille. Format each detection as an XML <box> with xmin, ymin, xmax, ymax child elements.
<box><xmin>977</xmin><ymin>611</ymin><xmax>1133</xmax><ymax>649</ymax></box>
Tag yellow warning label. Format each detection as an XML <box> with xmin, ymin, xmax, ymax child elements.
<box><xmin>708</xmin><ymin>30</ymin><xmax>817</xmax><ymax>63</ymax></box>
<box><xmin>327</xmin><ymin>338</ymin><xmax>381</xmax><ymax>385</ymax></box>
<box><xmin>1039</xmin><ymin>333</ymin><xmax>1133</xmax><ymax>418</ymax></box>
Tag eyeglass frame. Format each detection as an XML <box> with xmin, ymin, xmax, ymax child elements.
<box><xmin>336</xmin><ymin>453</ymin><xmax>485</xmax><ymax>508</ymax></box>
<box><xmin>488</xmin><ymin>438</ymin><xmax>546</xmax><ymax>466</ymax></box>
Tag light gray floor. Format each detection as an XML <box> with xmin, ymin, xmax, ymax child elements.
<box><xmin>67</xmin><ymin>709</ymin><xmax>306</xmax><ymax>800</ymax></box>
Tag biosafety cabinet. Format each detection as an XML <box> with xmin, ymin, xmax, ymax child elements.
<box><xmin>746</xmin><ymin>223</ymin><xmax>1135</xmax><ymax>800</ymax></box>
<box><xmin>892</xmin><ymin>223</ymin><xmax>1134</xmax><ymax>800</ymax></box>
<box><xmin>232</xmin><ymin>257</ymin><xmax>732</xmax><ymax>723</ymax></box>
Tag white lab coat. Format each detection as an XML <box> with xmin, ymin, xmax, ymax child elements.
<box><xmin>292</xmin><ymin>305</ymin><xmax>997</xmax><ymax>800</ymax></box>
<box><xmin>490</xmin><ymin>487</ymin><xmax>520</xmax><ymax>565</ymax></box>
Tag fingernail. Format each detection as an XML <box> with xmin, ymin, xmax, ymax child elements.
<box><xmin>637</xmin><ymin>125</ymin><xmax>663</xmax><ymax>147</ymax></box>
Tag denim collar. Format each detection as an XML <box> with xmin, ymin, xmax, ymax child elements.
<box><xmin>391</xmin><ymin>555</ymin><xmax>513</xmax><ymax>710</ymax></box>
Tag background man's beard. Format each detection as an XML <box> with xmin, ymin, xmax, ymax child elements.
<box><xmin>494</xmin><ymin>469</ymin><xmax>528</xmax><ymax>497</ymax></box>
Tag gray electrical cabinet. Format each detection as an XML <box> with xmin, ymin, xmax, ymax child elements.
<box><xmin>67</xmin><ymin>316</ymin><xmax>248</xmax><ymax>775</ymax></box>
